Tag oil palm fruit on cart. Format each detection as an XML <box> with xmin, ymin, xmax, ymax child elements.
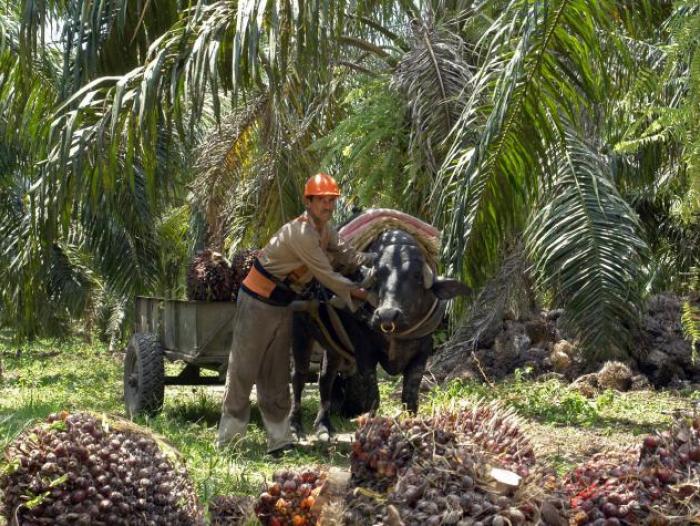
<box><xmin>186</xmin><ymin>249</ymin><xmax>233</xmax><ymax>301</ymax></box>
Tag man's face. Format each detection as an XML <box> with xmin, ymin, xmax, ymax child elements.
<box><xmin>306</xmin><ymin>195</ymin><xmax>337</xmax><ymax>224</ymax></box>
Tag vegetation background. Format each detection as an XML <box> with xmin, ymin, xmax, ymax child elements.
<box><xmin>0</xmin><ymin>0</ymin><xmax>698</xmax><ymax>363</ymax></box>
<box><xmin>2</xmin><ymin>0</ymin><xmax>700</xmax><ymax>517</ymax></box>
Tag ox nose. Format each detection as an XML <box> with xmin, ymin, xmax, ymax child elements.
<box><xmin>372</xmin><ymin>307</ymin><xmax>404</xmax><ymax>333</ymax></box>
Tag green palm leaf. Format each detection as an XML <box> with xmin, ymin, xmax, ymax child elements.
<box><xmin>433</xmin><ymin>0</ymin><xmax>618</xmax><ymax>268</ymax></box>
<box><xmin>526</xmin><ymin>131</ymin><xmax>648</xmax><ymax>358</ymax></box>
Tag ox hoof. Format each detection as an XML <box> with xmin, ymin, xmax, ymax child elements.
<box><xmin>290</xmin><ymin>425</ymin><xmax>304</xmax><ymax>441</ymax></box>
<box><xmin>290</xmin><ymin>417</ymin><xmax>303</xmax><ymax>437</ymax></box>
<box><xmin>315</xmin><ymin>427</ymin><xmax>331</xmax><ymax>442</ymax></box>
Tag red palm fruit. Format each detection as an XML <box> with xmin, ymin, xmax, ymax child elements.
<box><xmin>643</xmin><ymin>436</ymin><xmax>660</xmax><ymax>449</ymax></box>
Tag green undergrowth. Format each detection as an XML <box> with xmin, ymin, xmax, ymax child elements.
<box><xmin>423</xmin><ymin>367</ymin><xmax>695</xmax><ymax>433</ymax></box>
<box><xmin>0</xmin><ymin>337</ymin><xmax>352</xmax><ymax>504</ymax></box>
<box><xmin>1</xmin><ymin>338</ymin><xmax>698</xmax><ymax>507</ymax></box>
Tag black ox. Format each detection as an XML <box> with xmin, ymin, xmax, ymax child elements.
<box><xmin>290</xmin><ymin>229</ymin><xmax>470</xmax><ymax>438</ymax></box>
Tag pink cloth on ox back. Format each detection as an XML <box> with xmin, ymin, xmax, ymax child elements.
<box><xmin>338</xmin><ymin>208</ymin><xmax>441</xmax><ymax>264</ymax></box>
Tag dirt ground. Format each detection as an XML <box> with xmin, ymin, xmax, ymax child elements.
<box><xmin>527</xmin><ymin>422</ymin><xmax>638</xmax><ymax>469</ymax></box>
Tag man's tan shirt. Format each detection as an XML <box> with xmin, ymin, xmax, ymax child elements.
<box><xmin>258</xmin><ymin>213</ymin><xmax>365</xmax><ymax>308</ymax></box>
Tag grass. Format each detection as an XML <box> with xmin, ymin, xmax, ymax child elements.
<box><xmin>2</xmin><ymin>337</ymin><xmax>699</xmax><ymax>505</ymax></box>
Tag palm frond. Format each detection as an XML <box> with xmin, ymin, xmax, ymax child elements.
<box><xmin>48</xmin><ymin>240</ymin><xmax>99</xmax><ymax>317</ymax></box>
<box><xmin>190</xmin><ymin>93</ymin><xmax>269</xmax><ymax>250</ymax></box>
<box><xmin>525</xmin><ymin>131</ymin><xmax>648</xmax><ymax>359</ymax></box>
<box><xmin>312</xmin><ymin>77</ymin><xmax>413</xmax><ymax>212</ymax></box>
<box><xmin>77</xmin><ymin>163</ymin><xmax>163</xmax><ymax>297</ymax></box>
<box><xmin>609</xmin><ymin>1</ymin><xmax>700</xmax><ymax>290</ymax></box>
<box><xmin>436</xmin><ymin>0</ymin><xmax>621</xmax><ymax>284</ymax></box>
<box><xmin>153</xmin><ymin>204</ymin><xmax>191</xmax><ymax>299</ymax></box>
<box><xmin>391</xmin><ymin>15</ymin><xmax>472</xmax><ymax>179</ymax></box>
<box><xmin>627</xmin><ymin>190</ymin><xmax>700</xmax><ymax>283</ymax></box>
<box><xmin>221</xmin><ymin>78</ymin><xmax>344</xmax><ymax>250</ymax></box>
<box><xmin>89</xmin><ymin>285</ymin><xmax>128</xmax><ymax>350</ymax></box>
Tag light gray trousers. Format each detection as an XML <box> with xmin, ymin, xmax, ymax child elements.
<box><xmin>218</xmin><ymin>290</ymin><xmax>294</xmax><ymax>452</ymax></box>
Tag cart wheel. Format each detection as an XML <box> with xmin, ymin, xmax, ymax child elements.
<box><xmin>124</xmin><ymin>332</ymin><xmax>165</xmax><ymax>417</ymax></box>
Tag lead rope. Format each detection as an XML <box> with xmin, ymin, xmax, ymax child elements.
<box><xmin>306</xmin><ymin>300</ymin><xmax>356</xmax><ymax>365</ymax></box>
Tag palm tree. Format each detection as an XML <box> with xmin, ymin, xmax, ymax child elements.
<box><xmin>0</xmin><ymin>1</ymin><xmax>187</xmax><ymax>341</ymax></box>
<box><xmin>1</xmin><ymin>0</ymin><xmax>697</xmax><ymax>363</ymax></box>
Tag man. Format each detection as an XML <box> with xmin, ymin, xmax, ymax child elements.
<box><xmin>217</xmin><ymin>172</ymin><xmax>368</xmax><ymax>454</ymax></box>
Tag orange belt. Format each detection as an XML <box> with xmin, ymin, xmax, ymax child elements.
<box><xmin>287</xmin><ymin>264</ymin><xmax>308</xmax><ymax>283</ymax></box>
<box><xmin>241</xmin><ymin>259</ymin><xmax>298</xmax><ymax>306</ymax></box>
<box><xmin>242</xmin><ymin>264</ymin><xmax>276</xmax><ymax>298</ymax></box>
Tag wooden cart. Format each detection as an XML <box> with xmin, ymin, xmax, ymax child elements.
<box><xmin>123</xmin><ymin>297</ymin><xmax>236</xmax><ymax>417</ymax></box>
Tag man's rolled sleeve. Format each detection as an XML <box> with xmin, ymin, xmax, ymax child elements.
<box><xmin>290</xmin><ymin>231</ymin><xmax>358</xmax><ymax>309</ymax></box>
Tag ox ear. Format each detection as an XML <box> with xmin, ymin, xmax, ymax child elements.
<box><xmin>431</xmin><ymin>278</ymin><xmax>472</xmax><ymax>299</ymax></box>
<box><xmin>422</xmin><ymin>263</ymin><xmax>434</xmax><ymax>289</ymax></box>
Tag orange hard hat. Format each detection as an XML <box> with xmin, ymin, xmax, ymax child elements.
<box><xmin>304</xmin><ymin>173</ymin><xmax>340</xmax><ymax>197</ymax></box>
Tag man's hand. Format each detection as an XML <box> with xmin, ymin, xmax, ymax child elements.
<box><xmin>350</xmin><ymin>287</ymin><xmax>368</xmax><ymax>301</ymax></box>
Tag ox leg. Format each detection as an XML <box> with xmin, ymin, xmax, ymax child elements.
<box><xmin>314</xmin><ymin>350</ymin><xmax>341</xmax><ymax>441</ymax></box>
<box><xmin>401</xmin><ymin>341</ymin><xmax>431</xmax><ymax>414</ymax></box>
<box><xmin>290</xmin><ymin>316</ymin><xmax>313</xmax><ymax>438</ymax></box>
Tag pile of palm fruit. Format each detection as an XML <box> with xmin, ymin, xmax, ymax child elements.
<box><xmin>207</xmin><ymin>495</ymin><xmax>254</xmax><ymax>525</ymax></box>
<box><xmin>11</xmin><ymin>406</ymin><xmax>700</xmax><ymax>526</ymax></box>
<box><xmin>564</xmin><ymin>413</ymin><xmax>700</xmax><ymax>524</ymax></box>
<box><xmin>186</xmin><ymin>248</ymin><xmax>259</xmax><ymax>301</ymax></box>
<box><xmin>254</xmin><ymin>469</ymin><xmax>325</xmax><ymax>526</ymax></box>
<box><xmin>343</xmin><ymin>402</ymin><xmax>565</xmax><ymax>525</ymax></box>
<box><xmin>0</xmin><ymin>412</ymin><xmax>201</xmax><ymax>526</ymax></box>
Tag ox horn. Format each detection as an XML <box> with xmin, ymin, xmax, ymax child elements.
<box><xmin>360</xmin><ymin>266</ymin><xmax>376</xmax><ymax>288</ymax></box>
<box><xmin>422</xmin><ymin>263</ymin><xmax>434</xmax><ymax>289</ymax></box>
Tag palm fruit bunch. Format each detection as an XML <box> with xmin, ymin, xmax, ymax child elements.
<box><xmin>208</xmin><ymin>495</ymin><xmax>254</xmax><ymax>525</ymax></box>
<box><xmin>0</xmin><ymin>411</ymin><xmax>201</xmax><ymax>526</ymax></box>
<box><xmin>564</xmin><ymin>449</ymin><xmax>645</xmax><ymax>525</ymax></box>
<box><xmin>635</xmin><ymin>414</ymin><xmax>700</xmax><ymax>520</ymax></box>
<box><xmin>596</xmin><ymin>361</ymin><xmax>633</xmax><ymax>391</ymax></box>
<box><xmin>350</xmin><ymin>402</ymin><xmax>534</xmax><ymax>491</ymax></box>
<box><xmin>638</xmin><ymin>414</ymin><xmax>700</xmax><ymax>473</ymax></box>
<box><xmin>341</xmin><ymin>489</ymin><xmax>387</xmax><ymax>525</ymax></box>
<box><xmin>385</xmin><ymin>447</ymin><xmax>534</xmax><ymax>526</ymax></box>
<box><xmin>349</xmin><ymin>415</ymin><xmax>457</xmax><ymax>491</ymax></box>
<box><xmin>347</xmin><ymin>411</ymin><xmax>552</xmax><ymax>525</ymax></box>
<box><xmin>186</xmin><ymin>249</ymin><xmax>233</xmax><ymax>301</ymax></box>
<box><xmin>254</xmin><ymin>468</ymin><xmax>325</xmax><ymax>526</ymax></box>
<box><xmin>229</xmin><ymin>248</ymin><xmax>259</xmax><ymax>300</ymax></box>
<box><xmin>433</xmin><ymin>401</ymin><xmax>536</xmax><ymax>477</ymax></box>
